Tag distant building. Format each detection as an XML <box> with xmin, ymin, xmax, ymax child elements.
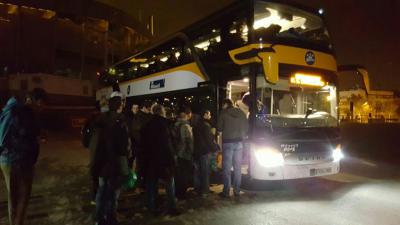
<box><xmin>338</xmin><ymin>67</ymin><xmax>400</xmax><ymax>123</ymax></box>
<box><xmin>339</xmin><ymin>89</ymin><xmax>399</xmax><ymax>123</ymax></box>
<box><xmin>1</xmin><ymin>73</ymin><xmax>93</xmax><ymax>105</ymax></box>
<box><xmin>0</xmin><ymin>0</ymin><xmax>151</xmax><ymax>106</ymax></box>
<box><xmin>0</xmin><ymin>0</ymin><xmax>152</xmax><ymax>129</ymax></box>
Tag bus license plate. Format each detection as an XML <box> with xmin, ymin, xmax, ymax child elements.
<box><xmin>310</xmin><ymin>167</ymin><xmax>332</xmax><ymax>176</ymax></box>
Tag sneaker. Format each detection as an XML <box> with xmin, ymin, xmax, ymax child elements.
<box><xmin>207</xmin><ymin>189</ymin><xmax>215</xmax><ymax>194</ymax></box>
<box><xmin>94</xmin><ymin>219</ymin><xmax>107</xmax><ymax>225</ymax></box>
<box><xmin>176</xmin><ymin>194</ymin><xmax>187</xmax><ymax>200</ymax></box>
<box><xmin>167</xmin><ymin>208</ymin><xmax>182</xmax><ymax>217</ymax></box>
<box><xmin>218</xmin><ymin>192</ymin><xmax>230</xmax><ymax>199</ymax></box>
<box><xmin>152</xmin><ymin>209</ymin><xmax>162</xmax><ymax>217</ymax></box>
<box><xmin>200</xmin><ymin>193</ymin><xmax>208</xmax><ymax>198</ymax></box>
<box><xmin>107</xmin><ymin>217</ymin><xmax>119</xmax><ymax>225</ymax></box>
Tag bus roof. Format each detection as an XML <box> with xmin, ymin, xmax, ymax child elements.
<box><xmin>108</xmin><ymin>0</ymin><xmax>324</xmax><ymax>69</ymax></box>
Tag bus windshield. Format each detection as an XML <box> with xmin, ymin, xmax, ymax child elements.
<box><xmin>255</xmin><ymin>76</ymin><xmax>338</xmax><ymax>128</ymax></box>
<box><xmin>254</xmin><ymin>1</ymin><xmax>331</xmax><ymax>51</ymax></box>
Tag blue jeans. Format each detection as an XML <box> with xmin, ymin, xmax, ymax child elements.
<box><xmin>193</xmin><ymin>153</ymin><xmax>210</xmax><ymax>194</ymax></box>
<box><xmin>146</xmin><ymin>177</ymin><xmax>176</xmax><ymax>211</ymax></box>
<box><xmin>1</xmin><ymin>163</ymin><xmax>34</xmax><ymax>225</ymax></box>
<box><xmin>95</xmin><ymin>177</ymin><xmax>122</xmax><ymax>223</ymax></box>
<box><xmin>222</xmin><ymin>142</ymin><xmax>243</xmax><ymax>196</ymax></box>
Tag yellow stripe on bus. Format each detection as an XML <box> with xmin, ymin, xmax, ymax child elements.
<box><xmin>118</xmin><ymin>62</ymin><xmax>207</xmax><ymax>85</ymax></box>
<box><xmin>229</xmin><ymin>43</ymin><xmax>337</xmax><ymax>72</ymax></box>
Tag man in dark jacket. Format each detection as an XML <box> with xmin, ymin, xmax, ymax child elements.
<box><xmin>131</xmin><ymin>101</ymin><xmax>153</xmax><ymax>179</ymax></box>
<box><xmin>82</xmin><ymin>103</ymin><xmax>102</xmax><ymax>205</ymax></box>
<box><xmin>0</xmin><ymin>95</ymin><xmax>40</xmax><ymax>225</ymax></box>
<box><xmin>92</xmin><ymin>96</ymin><xmax>131</xmax><ymax>225</ymax></box>
<box><xmin>174</xmin><ymin>108</ymin><xmax>194</xmax><ymax>199</ymax></box>
<box><xmin>217</xmin><ymin>99</ymin><xmax>248</xmax><ymax>198</ymax></box>
<box><xmin>193</xmin><ymin>110</ymin><xmax>218</xmax><ymax>196</ymax></box>
<box><xmin>141</xmin><ymin>104</ymin><xmax>178</xmax><ymax>215</ymax></box>
<box><xmin>123</xmin><ymin>103</ymin><xmax>140</xmax><ymax>169</ymax></box>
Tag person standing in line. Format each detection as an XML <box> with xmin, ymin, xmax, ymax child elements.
<box><xmin>141</xmin><ymin>104</ymin><xmax>179</xmax><ymax>215</ymax></box>
<box><xmin>193</xmin><ymin>110</ymin><xmax>218</xmax><ymax>197</ymax></box>
<box><xmin>217</xmin><ymin>99</ymin><xmax>248</xmax><ymax>198</ymax></box>
<box><xmin>0</xmin><ymin>94</ymin><xmax>41</xmax><ymax>225</ymax></box>
<box><xmin>82</xmin><ymin>103</ymin><xmax>103</xmax><ymax>205</ymax></box>
<box><xmin>124</xmin><ymin>103</ymin><xmax>139</xmax><ymax>172</ymax></box>
<box><xmin>173</xmin><ymin>108</ymin><xmax>194</xmax><ymax>199</ymax></box>
<box><xmin>92</xmin><ymin>96</ymin><xmax>131</xmax><ymax>225</ymax></box>
<box><xmin>131</xmin><ymin>101</ymin><xmax>153</xmax><ymax>188</ymax></box>
<box><xmin>131</xmin><ymin>104</ymin><xmax>139</xmax><ymax>116</ymax></box>
<box><xmin>124</xmin><ymin>103</ymin><xmax>139</xmax><ymax>123</ymax></box>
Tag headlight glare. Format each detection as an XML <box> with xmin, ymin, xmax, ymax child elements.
<box><xmin>253</xmin><ymin>146</ymin><xmax>284</xmax><ymax>168</ymax></box>
<box><xmin>332</xmin><ymin>145</ymin><xmax>344</xmax><ymax>162</ymax></box>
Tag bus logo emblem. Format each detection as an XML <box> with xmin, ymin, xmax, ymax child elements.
<box><xmin>150</xmin><ymin>79</ymin><xmax>165</xmax><ymax>89</ymax></box>
<box><xmin>305</xmin><ymin>51</ymin><xmax>315</xmax><ymax>65</ymax></box>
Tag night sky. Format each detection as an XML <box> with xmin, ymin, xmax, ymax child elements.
<box><xmin>99</xmin><ymin>0</ymin><xmax>400</xmax><ymax>91</ymax></box>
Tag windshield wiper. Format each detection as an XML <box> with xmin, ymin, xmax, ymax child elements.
<box><xmin>305</xmin><ymin>108</ymin><xmax>315</xmax><ymax>119</ymax></box>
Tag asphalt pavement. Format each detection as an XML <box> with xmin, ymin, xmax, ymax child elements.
<box><xmin>1</xmin><ymin>133</ymin><xmax>400</xmax><ymax>225</ymax></box>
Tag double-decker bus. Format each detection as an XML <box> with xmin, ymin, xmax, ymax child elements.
<box><xmin>96</xmin><ymin>0</ymin><xmax>343</xmax><ymax>181</ymax></box>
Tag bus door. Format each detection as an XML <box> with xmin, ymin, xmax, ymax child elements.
<box><xmin>226</xmin><ymin>78</ymin><xmax>250</xmax><ymax>116</ymax></box>
<box><xmin>223</xmin><ymin>78</ymin><xmax>251</xmax><ymax>173</ymax></box>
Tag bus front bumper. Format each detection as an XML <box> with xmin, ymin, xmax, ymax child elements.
<box><xmin>249</xmin><ymin>160</ymin><xmax>341</xmax><ymax>180</ymax></box>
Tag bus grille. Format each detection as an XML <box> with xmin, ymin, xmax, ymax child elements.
<box><xmin>284</xmin><ymin>152</ymin><xmax>333</xmax><ymax>165</ymax></box>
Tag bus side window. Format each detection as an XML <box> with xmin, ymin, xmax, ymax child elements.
<box><xmin>148</xmin><ymin>60</ymin><xmax>156</xmax><ymax>74</ymax></box>
<box><xmin>224</xmin><ymin>20</ymin><xmax>247</xmax><ymax>48</ymax></box>
<box><xmin>166</xmin><ymin>53</ymin><xmax>179</xmax><ymax>68</ymax></box>
<box><xmin>180</xmin><ymin>47</ymin><xmax>193</xmax><ymax>64</ymax></box>
<box><xmin>207</xmin><ymin>38</ymin><xmax>223</xmax><ymax>60</ymax></box>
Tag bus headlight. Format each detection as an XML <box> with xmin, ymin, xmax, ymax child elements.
<box><xmin>253</xmin><ymin>146</ymin><xmax>284</xmax><ymax>168</ymax></box>
<box><xmin>332</xmin><ymin>145</ymin><xmax>344</xmax><ymax>162</ymax></box>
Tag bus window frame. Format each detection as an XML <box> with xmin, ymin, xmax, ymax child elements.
<box><xmin>101</xmin><ymin>33</ymin><xmax>212</xmax><ymax>87</ymax></box>
<box><xmin>250</xmin><ymin>0</ymin><xmax>333</xmax><ymax>53</ymax></box>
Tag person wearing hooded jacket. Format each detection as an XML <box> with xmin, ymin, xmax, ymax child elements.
<box><xmin>193</xmin><ymin>110</ymin><xmax>218</xmax><ymax>196</ymax></box>
<box><xmin>0</xmin><ymin>96</ymin><xmax>40</xmax><ymax>225</ymax></box>
<box><xmin>130</xmin><ymin>101</ymin><xmax>153</xmax><ymax>181</ymax></box>
<box><xmin>174</xmin><ymin>108</ymin><xmax>194</xmax><ymax>199</ymax></box>
<box><xmin>217</xmin><ymin>99</ymin><xmax>248</xmax><ymax>198</ymax></box>
<box><xmin>92</xmin><ymin>96</ymin><xmax>131</xmax><ymax>225</ymax></box>
<box><xmin>141</xmin><ymin>104</ymin><xmax>179</xmax><ymax>215</ymax></box>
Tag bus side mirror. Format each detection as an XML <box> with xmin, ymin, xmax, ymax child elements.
<box><xmin>338</xmin><ymin>65</ymin><xmax>371</xmax><ymax>94</ymax></box>
<box><xmin>228</xmin><ymin>46</ymin><xmax>279</xmax><ymax>84</ymax></box>
<box><xmin>258</xmin><ymin>52</ymin><xmax>279</xmax><ymax>84</ymax></box>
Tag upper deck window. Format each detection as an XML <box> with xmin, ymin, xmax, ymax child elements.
<box><xmin>100</xmin><ymin>37</ymin><xmax>195</xmax><ymax>85</ymax></box>
<box><xmin>254</xmin><ymin>1</ymin><xmax>332</xmax><ymax>51</ymax></box>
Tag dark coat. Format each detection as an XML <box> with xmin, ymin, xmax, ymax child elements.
<box><xmin>217</xmin><ymin>107</ymin><xmax>248</xmax><ymax>143</ymax></box>
<box><xmin>131</xmin><ymin>111</ymin><xmax>152</xmax><ymax>176</ymax></box>
<box><xmin>193</xmin><ymin>119</ymin><xmax>218</xmax><ymax>159</ymax></box>
<box><xmin>131</xmin><ymin>111</ymin><xmax>153</xmax><ymax>148</ymax></box>
<box><xmin>0</xmin><ymin>98</ymin><xmax>40</xmax><ymax>166</ymax></box>
<box><xmin>140</xmin><ymin>115</ymin><xmax>175</xmax><ymax>179</ymax></box>
<box><xmin>90</xmin><ymin>111</ymin><xmax>130</xmax><ymax>178</ymax></box>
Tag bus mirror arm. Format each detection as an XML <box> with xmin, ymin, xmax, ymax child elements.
<box><xmin>258</xmin><ymin>52</ymin><xmax>279</xmax><ymax>84</ymax></box>
<box><xmin>305</xmin><ymin>108</ymin><xmax>313</xmax><ymax>118</ymax></box>
<box><xmin>228</xmin><ymin>46</ymin><xmax>279</xmax><ymax>84</ymax></box>
<box><xmin>338</xmin><ymin>65</ymin><xmax>371</xmax><ymax>94</ymax></box>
